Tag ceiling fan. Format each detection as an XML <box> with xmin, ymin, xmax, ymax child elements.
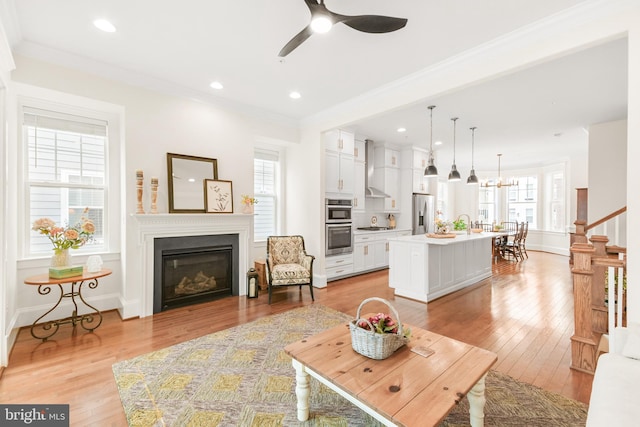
<box><xmin>279</xmin><ymin>0</ymin><xmax>408</xmax><ymax>57</ymax></box>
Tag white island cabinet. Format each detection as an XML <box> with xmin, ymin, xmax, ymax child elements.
<box><xmin>388</xmin><ymin>232</ymin><xmax>500</xmax><ymax>302</ymax></box>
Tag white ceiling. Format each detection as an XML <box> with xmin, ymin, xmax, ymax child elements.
<box><xmin>0</xmin><ymin>0</ymin><xmax>629</xmax><ymax>171</ymax></box>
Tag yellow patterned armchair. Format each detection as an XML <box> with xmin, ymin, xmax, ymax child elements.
<box><xmin>266</xmin><ymin>235</ymin><xmax>315</xmax><ymax>304</ymax></box>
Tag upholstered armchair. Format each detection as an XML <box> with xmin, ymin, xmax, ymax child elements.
<box><xmin>266</xmin><ymin>235</ymin><xmax>315</xmax><ymax>304</ymax></box>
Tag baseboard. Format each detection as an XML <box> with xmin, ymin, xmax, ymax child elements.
<box><xmin>118</xmin><ymin>296</ymin><xmax>141</xmax><ymax>320</ymax></box>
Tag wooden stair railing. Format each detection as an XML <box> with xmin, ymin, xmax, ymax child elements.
<box><xmin>571</xmin><ymin>235</ymin><xmax>626</xmax><ymax>375</ymax></box>
<box><xmin>572</xmin><ymin>206</ymin><xmax>626</xmax><ymax>264</ymax></box>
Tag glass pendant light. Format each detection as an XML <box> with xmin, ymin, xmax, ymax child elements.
<box><xmin>448</xmin><ymin>117</ymin><xmax>461</xmax><ymax>182</ymax></box>
<box><xmin>424</xmin><ymin>105</ymin><xmax>438</xmax><ymax>177</ymax></box>
<box><xmin>467</xmin><ymin>126</ymin><xmax>479</xmax><ymax>185</ymax></box>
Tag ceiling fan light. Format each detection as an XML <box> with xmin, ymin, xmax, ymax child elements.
<box><xmin>311</xmin><ymin>16</ymin><xmax>333</xmax><ymax>33</ymax></box>
<box><xmin>448</xmin><ymin>165</ymin><xmax>461</xmax><ymax>182</ymax></box>
<box><xmin>467</xmin><ymin>169</ymin><xmax>479</xmax><ymax>184</ymax></box>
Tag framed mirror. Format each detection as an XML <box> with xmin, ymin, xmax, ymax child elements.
<box><xmin>167</xmin><ymin>153</ymin><xmax>218</xmax><ymax>213</ymax></box>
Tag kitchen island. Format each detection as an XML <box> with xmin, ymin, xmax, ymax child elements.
<box><xmin>388</xmin><ymin>232</ymin><xmax>501</xmax><ymax>302</ymax></box>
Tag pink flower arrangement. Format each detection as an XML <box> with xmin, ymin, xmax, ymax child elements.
<box><xmin>32</xmin><ymin>208</ymin><xmax>95</xmax><ymax>252</ymax></box>
<box><xmin>358</xmin><ymin>313</ymin><xmax>411</xmax><ymax>339</ymax></box>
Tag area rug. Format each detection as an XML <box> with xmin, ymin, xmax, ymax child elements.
<box><xmin>112</xmin><ymin>304</ymin><xmax>588</xmax><ymax>426</ymax></box>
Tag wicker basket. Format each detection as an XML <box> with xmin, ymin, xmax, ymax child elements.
<box><xmin>349</xmin><ymin>297</ymin><xmax>409</xmax><ymax>360</ymax></box>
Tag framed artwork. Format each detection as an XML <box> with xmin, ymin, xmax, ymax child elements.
<box><xmin>204</xmin><ymin>179</ymin><xmax>234</xmax><ymax>213</ymax></box>
<box><xmin>167</xmin><ymin>153</ymin><xmax>218</xmax><ymax>213</ymax></box>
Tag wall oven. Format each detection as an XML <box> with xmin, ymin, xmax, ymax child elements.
<box><xmin>326</xmin><ymin>198</ymin><xmax>352</xmax><ymax>223</ymax></box>
<box><xmin>325</xmin><ymin>198</ymin><xmax>353</xmax><ymax>256</ymax></box>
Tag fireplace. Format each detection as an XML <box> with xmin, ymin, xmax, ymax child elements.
<box><xmin>153</xmin><ymin>234</ymin><xmax>239</xmax><ymax>313</ymax></box>
<box><xmin>130</xmin><ymin>213</ymin><xmax>252</xmax><ymax>319</ymax></box>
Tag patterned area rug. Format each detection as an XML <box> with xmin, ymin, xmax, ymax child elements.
<box><xmin>112</xmin><ymin>304</ymin><xmax>588</xmax><ymax>426</ymax></box>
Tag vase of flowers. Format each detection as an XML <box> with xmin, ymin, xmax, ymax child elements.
<box><xmin>434</xmin><ymin>218</ymin><xmax>451</xmax><ymax>234</ymax></box>
<box><xmin>241</xmin><ymin>194</ymin><xmax>258</xmax><ymax>214</ymax></box>
<box><xmin>32</xmin><ymin>209</ymin><xmax>96</xmax><ymax>267</ymax></box>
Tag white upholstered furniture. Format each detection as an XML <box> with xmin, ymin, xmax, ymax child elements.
<box><xmin>586</xmin><ymin>325</ymin><xmax>640</xmax><ymax>426</ymax></box>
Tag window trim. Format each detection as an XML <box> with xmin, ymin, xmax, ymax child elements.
<box><xmin>253</xmin><ymin>147</ymin><xmax>282</xmax><ymax>242</ymax></box>
<box><xmin>16</xmin><ymin>84</ymin><xmax>124</xmax><ymax>260</ymax></box>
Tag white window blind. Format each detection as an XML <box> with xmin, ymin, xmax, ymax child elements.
<box><xmin>24</xmin><ymin>107</ymin><xmax>107</xmax><ymax>255</ymax></box>
<box><xmin>254</xmin><ymin>149</ymin><xmax>279</xmax><ymax>241</ymax></box>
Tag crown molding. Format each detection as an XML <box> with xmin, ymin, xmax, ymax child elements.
<box><xmin>13</xmin><ymin>40</ymin><xmax>299</xmax><ymax>130</ymax></box>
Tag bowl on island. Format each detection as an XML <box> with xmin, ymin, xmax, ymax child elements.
<box><xmin>471</xmin><ymin>228</ymin><xmax>483</xmax><ymax>233</ymax></box>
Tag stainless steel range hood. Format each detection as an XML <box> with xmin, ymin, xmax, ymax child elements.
<box><xmin>364</xmin><ymin>139</ymin><xmax>390</xmax><ymax>198</ymax></box>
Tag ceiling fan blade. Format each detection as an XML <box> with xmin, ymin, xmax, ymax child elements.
<box><xmin>340</xmin><ymin>15</ymin><xmax>408</xmax><ymax>33</ymax></box>
<box><xmin>278</xmin><ymin>25</ymin><xmax>314</xmax><ymax>57</ymax></box>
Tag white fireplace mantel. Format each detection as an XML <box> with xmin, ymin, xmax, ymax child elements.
<box><xmin>131</xmin><ymin>213</ymin><xmax>253</xmax><ymax>317</ymax></box>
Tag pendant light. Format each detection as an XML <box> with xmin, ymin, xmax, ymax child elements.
<box><xmin>448</xmin><ymin>117</ymin><xmax>461</xmax><ymax>182</ymax></box>
<box><xmin>467</xmin><ymin>127</ymin><xmax>479</xmax><ymax>185</ymax></box>
<box><xmin>481</xmin><ymin>154</ymin><xmax>518</xmax><ymax>188</ymax></box>
<box><xmin>424</xmin><ymin>105</ymin><xmax>438</xmax><ymax>177</ymax></box>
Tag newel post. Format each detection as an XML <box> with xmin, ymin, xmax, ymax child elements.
<box><xmin>570</xmin><ymin>220</ymin><xmax>588</xmax><ymax>264</ymax></box>
<box><xmin>589</xmin><ymin>235</ymin><xmax>610</xmax><ymax>337</ymax></box>
<box><xmin>570</xmin><ymin>242</ymin><xmax>598</xmax><ymax>374</ymax></box>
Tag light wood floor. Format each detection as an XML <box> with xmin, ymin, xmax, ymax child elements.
<box><xmin>0</xmin><ymin>250</ymin><xmax>593</xmax><ymax>426</ymax></box>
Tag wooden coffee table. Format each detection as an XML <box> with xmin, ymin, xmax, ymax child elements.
<box><xmin>284</xmin><ymin>322</ymin><xmax>497</xmax><ymax>426</ymax></box>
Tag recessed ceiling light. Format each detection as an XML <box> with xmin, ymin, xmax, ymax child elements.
<box><xmin>210</xmin><ymin>81</ymin><xmax>224</xmax><ymax>90</ymax></box>
<box><xmin>289</xmin><ymin>91</ymin><xmax>301</xmax><ymax>99</ymax></box>
<box><xmin>397</xmin><ymin>127</ymin><xmax>406</xmax><ymax>133</ymax></box>
<box><xmin>435</xmin><ymin>140</ymin><xmax>443</xmax><ymax>146</ymax></box>
<box><xmin>93</xmin><ymin>19</ymin><xmax>116</xmax><ymax>33</ymax></box>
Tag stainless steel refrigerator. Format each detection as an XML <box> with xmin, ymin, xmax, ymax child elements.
<box><xmin>412</xmin><ymin>193</ymin><xmax>435</xmax><ymax>235</ymax></box>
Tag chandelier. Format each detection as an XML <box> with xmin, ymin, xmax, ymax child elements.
<box><xmin>481</xmin><ymin>154</ymin><xmax>518</xmax><ymax>188</ymax></box>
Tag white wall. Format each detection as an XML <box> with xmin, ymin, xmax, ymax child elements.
<box><xmin>0</xmin><ymin>20</ymin><xmax>15</xmax><ymax>367</ymax></box>
<box><xmin>7</xmin><ymin>55</ymin><xmax>300</xmax><ymax>325</ymax></box>
<box><xmin>588</xmin><ymin>120</ymin><xmax>627</xmax><ymax>221</ymax></box>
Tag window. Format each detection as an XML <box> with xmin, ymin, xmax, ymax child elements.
<box><xmin>254</xmin><ymin>149</ymin><xmax>279</xmax><ymax>241</ymax></box>
<box><xmin>478</xmin><ymin>185</ymin><xmax>496</xmax><ymax>224</ymax></box>
<box><xmin>24</xmin><ymin>107</ymin><xmax>107</xmax><ymax>255</ymax></box>
<box><xmin>547</xmin><ymin>170</ymin><xmax>565</xmax><ymax>232</ymax></box>
<box><xmin>506</xmin><ymin>175</ymin><xmax>537</xmax><ymax>227</ymax></box>
<box><xmin>477</xmin><ymin>164</ymin><xmax>566</xmax><ymax>232</ymax></box>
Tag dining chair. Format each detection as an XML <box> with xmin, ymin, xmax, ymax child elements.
<box><xmin>502</xmin><ymin>222</ymin><xmax>525</xmax><ymax>261</ymax></box>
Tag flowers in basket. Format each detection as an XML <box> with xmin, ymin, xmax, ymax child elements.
<box><xmin>32</xmin><ymin>208</ymin><xmax>95</xmax><ymax>252</ymax></box>
<box><xmin>357</xmin><ymin>313</ymin><xmax>411</xmax><ymax>340</ymax></box>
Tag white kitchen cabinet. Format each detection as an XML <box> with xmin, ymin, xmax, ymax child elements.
<box><xmin>371</xmin><ymin>146</ymin><xmax>400</xmax><ymax>212</ymax></box>
<box><xmin>375</xmin><ymin>146</ymin><xmax>400</xmax><ymax>168</ymax></box>
<box><xmin>354</xmin><ymin>139</ymin><xmax>366</xmax><ymax>162</ymax></box>
<box><xmin>413</xmin><ymin>168</ymin><xmax>435</xmax><ymax>194</ymax></box>
<box><xmin>353</xmin><ymin>160</ymin><xmax>365</xmax><ymax>212</ymax></box>
<box><xmin>412</xmin><ymin>149</ymin><xmax>436</xmax><ymax>194</ymax></box>
<box><xmin>326</xmin><ymin>253</ymin><xmax>354</xmax><ymax>280</ymax></box>
<box><xmin>382</xmin><ymin>166</ymin><xmax>399</xmax><ymax>212</ymax></box>
<box><xmin>325</xmin><ymin>130</ymin><xmax>355</xmax><ymax>196</ymax></box>
<box><xmin>413</xmin><ymin>148</ymin><xmax>430</xmax><ymax>169</ymax></box>
<box><xmin>373</xmin><ymin>239</ymin><xmax>388</xmax><ymax>267</ymax></box>
<box><xmin>324</xmin><ymin>129</ymin><xmax>355</xmax><ymax>154</ymax></box>
<box><xmin>353</xmin><ymin>234</ymin><xmax>375</xmax><ymax>272</ymax></box>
